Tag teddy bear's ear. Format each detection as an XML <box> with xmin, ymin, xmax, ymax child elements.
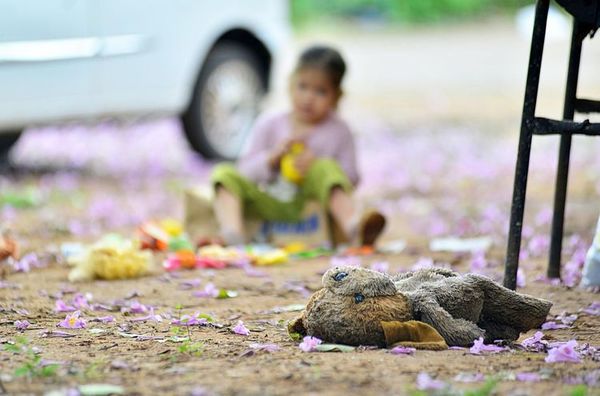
<box><xmin>381</xmin><ymin>320</ymin><xmax>448</xmax><ymax>350</ymax></box>
<box><xmin>288</xmin><ymin>315</ymin><xmax>307</xmax><ymax>339</ymax></box>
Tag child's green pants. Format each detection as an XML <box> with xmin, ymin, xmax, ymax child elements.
<box><xmin>211</xmin><ymin>159</ymin><xmax>352</xmax><ymax>222</ymax></box>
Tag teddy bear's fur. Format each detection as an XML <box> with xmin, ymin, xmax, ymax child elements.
<box><xmin>289</xmin><ymin>266</ymin><xmax>552</xmax><ymax>348</ymax></box>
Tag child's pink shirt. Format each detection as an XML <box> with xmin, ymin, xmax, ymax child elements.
<box><xmin>237</xmin><ymin>111</ymin><xmax>359</xmax><ymax>186</ymax></box>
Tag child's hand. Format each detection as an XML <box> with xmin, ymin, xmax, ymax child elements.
<box><xmin>294</xmin><ymin>148</ymin><xmax>315</xmax><ymax>175</ymax></box>
<box><xmin>268</xmin><ymin>139</ymin><xmax>298</xmax><ymax>171</ymax></box>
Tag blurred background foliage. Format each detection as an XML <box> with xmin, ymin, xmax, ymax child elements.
<box><xmin>291</xmin><ymin>0</ymin><xmax>532</xmax><ymax>27</ymax></box>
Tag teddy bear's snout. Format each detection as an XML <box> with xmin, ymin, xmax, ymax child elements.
<box><xmin>333</xmin><ymin>272</ymin><xmax>348</xmax><ymax>282</ymax></box>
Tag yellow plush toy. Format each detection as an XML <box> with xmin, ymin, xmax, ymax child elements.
<box><xmin>280</xmin><ymin>143</ymin><xmax>305</xmax><ymax>184</ymax></box>
<box><xmin>68</xmin><ymin>234</ymin><xmax>152</xmax><ymax>282</ymax></box>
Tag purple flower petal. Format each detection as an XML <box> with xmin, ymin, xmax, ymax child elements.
<box><xmin>416</xmin><ymin>372</ymin><xmax>446</xmax><ymax>391</ymax></box>
<box><xmin>370</xmin><ymin>261</ymin><xmax>389</xmax><ymax>273</ymax></box>
<box><xmin>232</xmin><ymin>320</ymin><xmax>250</xmax><ymax>336</ymax></box>
<box><xmin>389</xmin><ymin>346</ymin><xmax>415</xmax><ymax>355</ymax></box>
<box><xmin>171</xmin><ymin>312</ymin><xmax>209</xmax><ymax>327</ymax></box>
<box><xmin>541</xmin><ymin>321</ymin><xmax>569</xmax><ymax>330</ymax></box>
<box><xmin>179</xmin><ymin>278</ymin><xmax>202</xmax><ymax>290</ymax></box>
<box><xmin>583</xmin><ymin>301</ymin><xmax>600</xmax><ymax>316</ymax></box>
<box><xmin>516</xmin><ymin>372</ymin><xmax>541</xmax><ymax>382</ymax></box>
<box><xmin>545</xmin><ymin>340</ymin><xmax>582</xmax><ymax>363</ymax></box>
<box><xmin>469</xmin><ymin>337</ymin><xmax>507</xmax><ymax>354</ymax></box>
<box><xmin>470</xmin><ymin>251</ymin><xmax>488</xmax><ymax>272</ymax></box>
<box><xmin>129</xmin><ymin>307</ymin><xmax>162</xmax><ymax>323</ymax></box>
<box><xmin>40</xmin><ymin>330</ymin><xmax>77</xmax><ymax>338</ymax></box>
<box><xmin>57</xmin><ymin>311</ymin><xmax>86</xmax><ymax>329</ymax></box>
<box><xmin>243</xmin><ymin>265</ymin><xmax>269</xmax><ymax>278</ymax></box>
<box><xmin>124</xmin><ymin>300</ymin><xmax>149</xmax><ymax>314</ymax></box>
<box><xmin>330</xmin><ymin>256</ymin><xmax>361</xmax><ymax>268</ymax></box>
<box><xmin>556</xmin><ymin>313</ymin><xmax>578</xmax><ymax>325</ymax></box>
<box><xmin>299</xmin><ymin>336</ymin><xmax>322</xmax><ymax>352</ymax></box>
<box><xmin>55</xmin><ymin>299</ymin><xmax>77</xmax><ymax>312</ymax></box>
<box><xmin>14</xmin><ymin>320</ymin><xmax>30</xmax><ymax>331</ymax></box>
<box><xmin>72</xmin><ymin>292</ymin><xmax>91</xmax><ymax>309</ymax></box>
<box><xmin>521</xmin><ymin>331</ymin><xmax>547</xmax><ymax>352</ymax></box>
<box><xmin>411</xmin><ymin>257</ymin><xmax>434</xmax><ymax>271</ymax></box>
<box><xmin>517</xmin><ymin>268</ymin><xmax>526</xmax><ymax>288</ymax></box>
<box><xmin>192</xmin><ymin>283</ymin><xmax>219</xmax><ymax>298</ymax></box>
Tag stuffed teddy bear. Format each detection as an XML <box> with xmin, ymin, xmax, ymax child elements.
<box><xmin>288</xmin><ymin>266</ymin><xmax>552</xmax><ymax>350</ymax></box>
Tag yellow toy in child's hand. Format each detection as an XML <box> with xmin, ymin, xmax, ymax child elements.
<box><xmin>68</xmin><ymin>234</ymin><xmax>152</xmax><ymax>282</ymax></box>
<box><xmin>280</xmin><ymin>143</ymin><xmax>305</xmax><ymax>184</ymax></box>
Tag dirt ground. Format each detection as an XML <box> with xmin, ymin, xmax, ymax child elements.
<box><xmin>2</xmin><ymin>18</ymin><xmax>600</xmax><ymax>396</ymax></box>
<box><xmin>0</xmin><ymin>208</ymin><xmax>599</xmax><ymax>396</ymax></box>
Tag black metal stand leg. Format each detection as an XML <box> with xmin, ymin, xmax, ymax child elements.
<box><xmin>504</xmin><ymin>0</ymin><xmax>550</xmax><ymax>290</ymax></box>
<box><xmin>548</xmin><ymin>21</ymin><xmax>585</xmax><ymax>279</ymax></box>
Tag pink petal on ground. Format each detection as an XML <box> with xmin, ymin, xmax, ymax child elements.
<box><xmin>517</xmin><ymin>269</ymin><xmax>526</xmax><ymax>288</ymax></box>
<box><xmin>542</xmin><ymin>321</ymin><xmax>569</xmax><ymax>330</ymax></box>
<box><xmin>40</xmin><ymin>330</ymin><xmax>77</xmax><ymax>338</ymax></box>
<box><xmin>192</xmin><ymin>283</ymin><xmax>219</xmax><ymax>298</ymax></box>
<box><xmin>299</xmin><ymin>336</ymin><xmax>322</xmax><ymax>352</ymax></box>
<box><xmin>232</xmin><ymin>320</ymin><xmax>250</xmax><ymax>336</ymax></box>
<box><xmin>57</xmin><ymin>311</ymin><xmax>86</xmax><ymax>329</ymax></box>
<box><xmin>470</xmin><ymin>251</ymin><xmax>487</xmax><ymax>272</ymax></box>
<box><xmin>330</xmin><ymin>256</ymin><xmax>361</xmax><ymax>268</ymax></box>
<box><xmin>14</xmin><ymin>320</ymin><xmax>30</xmax><ymax>331</ymax></box>
<box><xmin>129</xmin><ymin>307</ymin><xmax>162</xmax><ymax>323</ymax></box>
<box><xmin>469</xmin><ymin>337</ymin><xmax>507</xmax><ymax>354</ymax></box>
<box><xmin>370</xmin><ymin>261</ymin><xmax>389</xmax><ymax>273</ymax></box>
<box><xmin>411</xmin><ymin>257</ymin><xmax>434</xmax><ymax>271</ymax></box>
<box><xmin>556</xmin><ymin>313</ymin><xmax>578</xmax><ymax>325</ymax></box>
<box><xmin>171</xmin><ymin>313</ymin><xmax>208</xmax><ymax>327</ymax></box>
<box><xmin>545</xmin><ymin>340</ymin><xmax>582</xmax><ymax>363</ymax></box>
<box><xmin>243</xmin><ymin>265</ymin><xmax>269</xmax><ymax>278</ymax></box>
<box><xmin>416</xmin><ymin>372</ymin><xmax>446</xmax><ymax>390</ymax></box>
<box><xmin>521</xmin><ymin>331</ymin><xmax>547</xmax><ymax>352</ymax></box>
<box><xmin>125</xmin><ymin>301</ymin><xmax>149</xmax><ymax>314</ymax></box>
<box><xmin>72</xmin><ymin>293</ymin><xmax>91</xmax><ymax>309</ymax></box>
<box><xmin>54</xmin><ymin>299</ymin><xmax>77</xmax><ymax>312</ymax></box>
<box><xmin>389</xmin><ymin>346</ymin><xmax>415</xmax><ymax>355</ymax></box>
<box><xmin>179</xmin><ymin>278</ymin><xmax>202</xmax><ymax>289</ymax></box>
<box><xmin>516</xmin><ymin>372</ymin><xmax>541</xmax><ymax>382</ymax></box>
<box><xmin>583</xmin><ymin>301</ymin><xmax>600</xmax><ymax>316</ymax></box>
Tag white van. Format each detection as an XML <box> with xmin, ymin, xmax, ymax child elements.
<box><xmin>0</xmin><ymin>0</ymin><xmax>290</xmax><ymax>160</ymax></box>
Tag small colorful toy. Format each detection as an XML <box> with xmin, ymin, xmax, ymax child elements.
<box><xmin>137</xmin><ymin>222</ymin><xmax>170</xmax><ymax>251</ymax></box>
<box><xmin>68</xmin><ymin>234</ymin><xmax>151</xmax><ymax>282</ymax></box>
<box><xmin>164</xmin><ymin>245</ymin><xmax>246</xmax><ymax>272</ymax></box>
<box><xmin>289</xmin><ymin>267</ymin><xmax>552</xmax><ymax>349</ymax></box>
<box><xmin>197</xmin><ymin>244</ymin><xmax>247</xmax><ymax>267</ymax></box>
<box><xmin>168</xmin><ymin>235</ymin><xmax>194</xmax><ymax>252</ymax></box>
<box><xmin>280</xmin><ymin>142</ymin><xmax>305</xmax><ymax>184</ymax></box>
<box><xmin>246</xmin><ymin>245</ymin><xmax>289</xmax><ymax>266</ymax></box>
<box><xmin>283</xmin><ymin>242</ymin><xmax>308</xmax><ymax>255</ymax></box>
<box><xmin>159</xmin><ymin>218</ymin><xmax>184</xmax><ymax>237</ymax></box>
<box><xmin>0</xmin><ymin>232</ymin><xmax>18</xmax><ymax>262</ymax></box>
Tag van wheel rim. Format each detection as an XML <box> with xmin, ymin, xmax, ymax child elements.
<box><xmin>200</xmin><ymin>60</ymin><xmax>263</xmax><ymax>159</ymax></box>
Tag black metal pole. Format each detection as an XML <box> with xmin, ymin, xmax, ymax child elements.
<box><xmin>548</xmin><ymin>21</ymin><xmax>585</xmax><ymax>279</ymax></box>
<box><xmin>504</xmin><ymin>0</ymin><xmax>550</xmax><ymax>290</ymax></box>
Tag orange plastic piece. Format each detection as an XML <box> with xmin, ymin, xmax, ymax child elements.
<box><xmin>138</xmin><ymin>222</ymin><xmax>169</xmax><ymax>251</ymax></box>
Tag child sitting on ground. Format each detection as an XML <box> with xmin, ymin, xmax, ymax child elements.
<box><xmin>210</xmin><ymin>45</ymin><xmax>385</xmax><ymax>246</ymax></box>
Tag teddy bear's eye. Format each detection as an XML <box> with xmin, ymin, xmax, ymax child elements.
<box><xmin>333</xmin><ymin>272</ymin><xmax>348</xmax><ymax>282</ymax></box>
<box><xmin>354</xmin><ymin>293</ymin><xmax>365</xmax><ymax>304</ymax></box>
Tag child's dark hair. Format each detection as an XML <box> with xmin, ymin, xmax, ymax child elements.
<box><xmin>295</xmin><ymin>46</ymin><xmax>346</xmax><ymax>90</ymax></box>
